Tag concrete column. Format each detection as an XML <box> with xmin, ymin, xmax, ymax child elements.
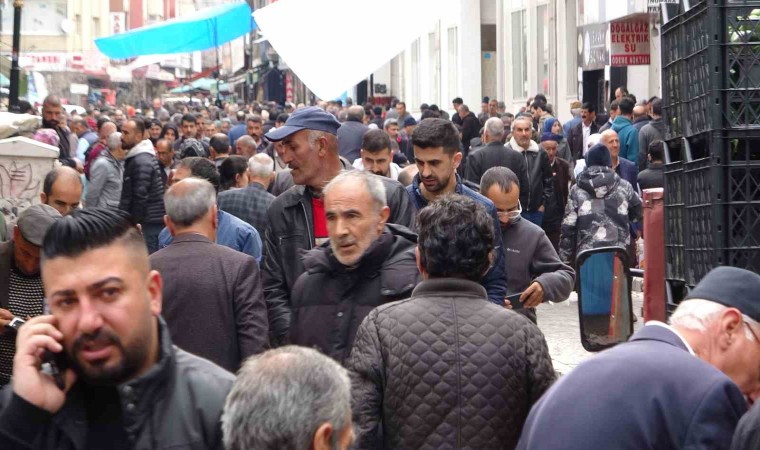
<box><xmin>458</xmin><ymin>0</ymin><xmax>481</xmax><ymax>107</ymax></box>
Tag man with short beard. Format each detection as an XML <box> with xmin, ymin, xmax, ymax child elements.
<box><xmin>288</xmin><ymin>171</ymin><xmax>418</xmax><ymax>363</ymax></box>
<box><xmin>119</xmin><ymin>118</ymin><xmax>166</xmax><ymax>254</ymax></box>
<box><xmin>41</xmin><ymin>95</ymin><xmax>78</xmax><ymax>168</ymax></box>
<box><xmin>0</xmin><ymin>208</ymin><xmax>234</xmax><ymax>448</ymax></box>
<box><xmin>352</xmin><ymin>129</ymin><xmax>401</xmax><ymax>179</ymax></box>
<box><xmin>406</xmin><ymin>118</ymin><xmax>507</xmax><ymax>305</ymax></box>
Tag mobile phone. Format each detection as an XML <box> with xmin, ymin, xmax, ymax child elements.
<box><xmin>40</xmin><ymin>303</ymin><xmax>68</xmax><ymax>390</ymax></box>
<box><xmin>506</xmin><ymin>291</ymin><xmax>524</xmax><ymax>309</ymax></box>
<box><xmin>41</xmin><ymin>349</ymin><xmax>69</xmax><ymax>390</ymax></box>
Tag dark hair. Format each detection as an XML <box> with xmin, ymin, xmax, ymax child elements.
<box><xmin>159</xmin><ymin>123</ymin><xmax>179</xmax><ymax>140</ymax></box>
<box><xmin>429</xmin><ymin>104</ymin><xmax>440</xmax><ymax>112</ymax></box>
<box><xmin>609</xmin><ymin>100</ymin><xmax>620</xmax><ymax>111</ymax></box>
<box><xmin>129</xmin><ymin>117</ymin><xmax>145</xmax><ymax>135</ymax></box>
<box><xmin>618</xmin><ymin>97</ymin><xmax>635</xmax><ymax>115</ymax></box>
<box><xmin>420</xmin><ymin>109</ymin><xmax>440</xmax><ymax>120</ymax></box>
<box><xmin>97</xmin><ymin>117</ymin><xmax>113</xmax><ymax>131</ymax></box>
<box><xmin>396</xmin><ymin>101</ymin><xmax>406</xmax><ymax>108</ymax></box>
<box><xmin>209</xmin><ymin>133</ymin><xmax>230</xmax><ymax>155</ymax></box>
<box><xmin>177</xmin><ymin>157</ymin><xmax>221</xmax><ymax>192</ymax></box>
<box><xmin>181</xmin><ymin>113</ymin><xmax>197</xmax><ymax>125</ymax></box>
<box><xmin>276</xmin><ymin>113</ymin><xmax>289</xmax><ymax>123</ymax></box>
<box><xmin>219</xmin><ymin>155</ymin><xmax>249</xmax><ymax>191</ymax></box>
<box><xmin>531</xmin><ymin>100</ymin><xmax>547</xmax><ymax>111</ymax></box>
<box><xmin>246</xmin><ymin>114</ymin><xmax>263</xmax><ymax>125</ymax></box>
<box><xmin>149</xmin><ymin>118</ymin><xmax>161</xmax><ymax>129</ymax></box>
<box><xmin>480</xmin><ymin>166</ymin><xmax>519</xmax><ymax>195</ymax></box>
<box><xmin>43</xmin><ymin>167</ymin><xmax>81</xmax><ymax>197</ymax></box>
<box><xmin>452</xmin><ymin>97</ymin><xmax>463</xmax><ymax>105</ymax></box>
<box><xmin>616</xmin><ymin>86</ymin><xmax>629</xmax><ymax>96</ymax></box>
<box><xmin>581</xmin><ymin>102</ymin><xmax>596</xmax><ymax>114</ymax></box>
<box><xmin>534</xmin><ymin>94</ymin><xmax>548</xmax><ymax>104</ymax></box>
<box><xmin>648</xmin><ymin>140</ymin><xmax>665</xmax><ymax>162</ymax></box>
<box><xmin>42</xmin><ymin>208</ymin><xmax>144</xmax><ymax>260</ymax></box>
<box><xmin>417</xmin><ymin>195</ymin><xmax>494</xmax><ymax>282</ymax></box>
<box><xmin>361</xmin><ymin>129</ymin><xmax>392</xmax><ymax>153</ymax></box>
<box><xmin>419</xmin><ymin>103</ymin><xmax>430</xmax><ymax>111</ymax></box>
<box><xmin>651</xmin><ymin>98</ymin><xmax>663</xmax><ymax>116</ymax></box>
<box><xmin>411</xmin><ymin>118</ymin><xmax>461</xmax><ymax>155</ymax></box>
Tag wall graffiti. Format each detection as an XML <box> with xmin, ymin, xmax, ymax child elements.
<box><xmin>0</xmin><ymin>158</ymin><xmax>52</xmax><ymax>230</ymax></box>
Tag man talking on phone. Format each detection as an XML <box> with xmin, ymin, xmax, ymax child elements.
<box><xmin>0</xmin><ymin>205</ymin><xmax>62</xmax><ymax>388</ymax></box>
<box><xmin>0</xmin><ymin>208</ymin><xmax>234</xmax><ymax>448</ymax></box>
<box><xmin>481</xmin><ymin>167</ymin><xmax>575</xmax><ymax>324</ymax></box>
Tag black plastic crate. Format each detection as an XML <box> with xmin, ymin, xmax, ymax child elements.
<box><xmin>664</xmin><ymin>139</ymin><xmax>686</xmax><ymax>281</ymax></box>
<box><xmin>660</xmin><ymin>0</ymin><xmax>760</xmax><ymax>138</ymax></box>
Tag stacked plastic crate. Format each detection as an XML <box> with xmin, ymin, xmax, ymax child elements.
<box><xmin>662</xmin><ymin>0</ymin><xmax>760</xmax><ymax>291</ymax></box>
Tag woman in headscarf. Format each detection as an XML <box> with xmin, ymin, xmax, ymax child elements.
<box><xmin>159</xmin><ymin>123</ymin><xmax>179</xmax><ymax>147</ymax></box>
<box><xmin>542</xmin><ymin>118</ymin><xmax>574</xmax><ymax>171</ymax></box>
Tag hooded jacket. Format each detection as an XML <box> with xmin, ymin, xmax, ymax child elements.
<box><xmin>638</xmin><ymin>118</ymin><xmax>665</xmax><ymax>171</ymax></box>
<box><xmin>85</xmin><ymin>149</ymin><xmax>123</xmax><ymax>209</ymax></box>
<box><xmin>289</xmin><ymin>224</ymin><xmax>419</xmax><ymax>364</ymax></box>
<box><xmin>119</xmin><ymin>139</ymin><xmax>165</xmax><ymax>225</ymax></box>
<box><xmin>559</xmin><ymin>166</ymin><xmax>643</xmax><ymax>264</ymax></box>
<box><xmin>611</xmin><ymin>116</ymin><xmax>639</xmax><ymax>164</ymax></box>
<box><xmin>507</xmin><ymin>137</ymin><xmax>554</xmax><ymax>212</ymax></box>
<box><xmin>0</xmin><ymin>317</ymin><xmax>234</xmax><ymax>449</ymax></box>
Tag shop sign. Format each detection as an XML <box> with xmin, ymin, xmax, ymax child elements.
<box><xmin>578</xmin><ymin>24</ymin><xmax>609</xmax><ymax>71</ymax></box>
<box><xmin>610</xmin><ymin>19</ymin><xmax>651</xmax><ymax>66</ymax></box>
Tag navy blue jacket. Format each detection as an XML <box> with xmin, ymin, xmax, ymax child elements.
<box><xmin>518</xmin><ymin>324</ymin><xmax>747</xmax><ymax>450</ymax></box>
<box><xmin>615</xmin><ymin>156</ymin><xmax>639</xmax><ymax>192</ymax></box>
<box><xmin>406</xmin><ymin>175</ymin><xmax>507</xmax><ymax>304</ymax></box>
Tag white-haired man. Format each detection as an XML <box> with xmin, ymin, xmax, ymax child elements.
<box><xmin>217</xmin><ymin>153</ymin><xmax>276</xmax><ymax>233</ymax></box>
<box><xmin>288</xmin><ymin>171</ymin><xmax>419</xmax><ymax>363</ymax></box>
<box><xmin>465</xmin><ymin>117</ymin><xmax>529</xmax><ymax>200</ymax></box>
<box><xmin>222</xmin><ymin>346</ymin><xmax>354</xmax><ymax>450</ymax></box>
<box><xmin>519</xmin><ymin>266</ymin><xmax>760</xmax><ymax>450</ymax></box>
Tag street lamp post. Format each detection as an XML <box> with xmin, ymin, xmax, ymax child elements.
<box><xmin>9</xmin><ymin>0</ymin><xmax>23</xmax><ymax>112</ymax></box>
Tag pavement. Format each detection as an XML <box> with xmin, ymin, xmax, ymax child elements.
<box><xmin>537</xmin><ymin>284</ymin><xmax>644</xmax><ymax>375</ymax></box>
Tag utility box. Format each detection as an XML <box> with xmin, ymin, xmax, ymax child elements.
<box><xmin>0</xmin><ymin>136</ymin><xmax>60</xmax><ymax>231</ymax></box>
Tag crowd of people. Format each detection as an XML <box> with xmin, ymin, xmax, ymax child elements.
<box><xmin>0</xmin><ymin>90</ymin><xmax>758</xmax><ymax>449</ymax></box>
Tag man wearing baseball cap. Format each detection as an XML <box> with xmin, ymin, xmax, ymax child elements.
<box><xmin>519</xmin><ymin>266</ymin><xmax>760</xmax><ymax>450</ymax></box>
<box><xmin>0</xmin><ymin>204</ymin><xmax>62</xmax><ymax>387</ymax></box>
<box><xmin>261</xmin><ymin>106</ymin><xmax>414</xmax><ymax>346</ymax></box>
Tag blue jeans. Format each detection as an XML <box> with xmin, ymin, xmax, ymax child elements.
<box><xmin>141</xmin><ymin>223</ymin><xmax>163</xmax><ymax>254</ymax></box>
<box><xmin>522</xmin><ymin>210</ymin><xmax>544</xmax><ymax>227</ymax></box>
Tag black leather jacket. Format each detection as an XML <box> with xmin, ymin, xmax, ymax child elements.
<box><xmin>119</xmin><ymin>140</ymin><xmax>166</xmax><ymax>225</ymax></box>
<box><xmin>262</xmin><ymin>175</ymin><xmax>414</xmax><ymax>345</ymax></box>
<box><xmin>0</xmin><ymin>317</ymin><xmax>234</xmax><ymax>449</ymax></box>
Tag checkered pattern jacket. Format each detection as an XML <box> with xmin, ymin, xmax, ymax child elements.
<box><xmin>217</xmin><ymin>183</ymin><xmax>275</xmax><ymax>234</ymax></box>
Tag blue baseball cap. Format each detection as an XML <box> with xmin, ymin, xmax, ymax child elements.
<box><xmin>264</xmin><ymin>106</ymin><xmax>342</xmax><ymax>142</ymax></box>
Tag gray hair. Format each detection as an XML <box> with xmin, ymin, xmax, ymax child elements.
<box><xmin>236</xmin><ymin>135</ymin><xmax>256</xmax><ymax>152</ymax></box>
<box><xmin>323</xmin><ymin>170</ymin><xmax>387</xmax><ymax>212</ymax></box>
<box><xmin>670</xmin><ymin>299</ymin><xmax>756</xmax><ymax>341</ymax></box>
<box><xmin>222</xmin><ymin>346</ymin><xmax>351</xmax><ymax>450</ymax></box>
<box><xmin>248</xmin><ymin>153</ymin><xmax>274</xmax><ymax>179</ymax></box>
<box><xmin>107</xmin><ymin>131</ymin><xmax>122</xmax><ymax>151</ymax></box>
<box><xmin>164</xmin><ymin>178</ymin><xmax>216</xmax><ymax>227</ymax></box>
<box><xmin>383</xmin><ymin>118</ymin><xmax>399</xmax><ymax>129</ymax></box>
<box><xmin>347</xmin><ymin>105</ymin><xmax>365</xmax><ymax>122</ymax></box>
<box><xmin>484</xmin><ymin>117</ymin><xmax>504</xmax><ymax>138</ymax></box>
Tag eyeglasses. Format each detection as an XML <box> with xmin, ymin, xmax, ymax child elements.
<box><xmin>743</xmin><ymin>316</ymin><xmax>760</xmax><ymax>343</ymax></box>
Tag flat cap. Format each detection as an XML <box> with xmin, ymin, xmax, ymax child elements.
<box><xmin>684</xmin><ymin>266</ymin><xmax>760</xmax><ymax>322</ymax></box>
<box><xmin>17</xmin><ymin>204</ymin><xmax>62</xmax><ymax>246</ymax></box>
<box><xmin>264</xmin><ymin>106</ymin><xmax>341</xmax><ymax>142</ymax></box>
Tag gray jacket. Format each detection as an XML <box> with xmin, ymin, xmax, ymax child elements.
<box><xmin>85</xmin><ymin>150</ymin><xmax>123</xmax><ymax>209</ymax></box>
<box><xmin>502</xmin><ymin>217</ymin><xmax>575</xmax><ymax>307</ymax></box>
<box><xmin>637</xmin><ymin>118</ymin><xmax>665</xmax><ymax>171</ymax></box>
<box><xmin>0</xmin><ymin>317</ymin><xmax>234</xmax><ymax>449</ymax></box>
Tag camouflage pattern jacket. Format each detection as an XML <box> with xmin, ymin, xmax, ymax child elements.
<box><xmin>559</xmin><ymin>166</ymin><xmax>642</xmax><ymax>265</ymax></box>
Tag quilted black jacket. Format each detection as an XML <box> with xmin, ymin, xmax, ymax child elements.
<box><xmin>347</xmin><ymin>278</ymin><xmax>556</xmax><ymax>450</ymax></box>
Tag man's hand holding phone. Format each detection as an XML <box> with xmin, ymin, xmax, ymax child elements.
<box><xmin>12</xmin><ymin>315</ymin><xmax>76</xmax><ymax>414</ymax></box>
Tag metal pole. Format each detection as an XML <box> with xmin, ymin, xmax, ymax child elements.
<box><xmin>9</xmin><ymin>0</ymin><xmax>22</xmax><ymax>112</ymax></box>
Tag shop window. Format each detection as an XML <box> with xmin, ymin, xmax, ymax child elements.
<box><xmin>511</xmin><ymin>9</ymin><xmax>527</xmax><ymax>99</ymax></box>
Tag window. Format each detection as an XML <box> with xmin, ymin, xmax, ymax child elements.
<box><xmin>92</xmin><ymin>17</ymin><xmax>100</xmax><ymax>38</ymax></box>
<box><xmin>536</xmin><ymin>4</ymin><xmax>550</xmax><ymax>96</ymax></box>
<box><xmin>511</xmin><ymin>9</ymin><xmax>527</xmax><ymax>98</ymax></box>
<box><xmin>447</xmin><ymin>27</ymin><xmax>458</xmax><ymax>102</ymax></box>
